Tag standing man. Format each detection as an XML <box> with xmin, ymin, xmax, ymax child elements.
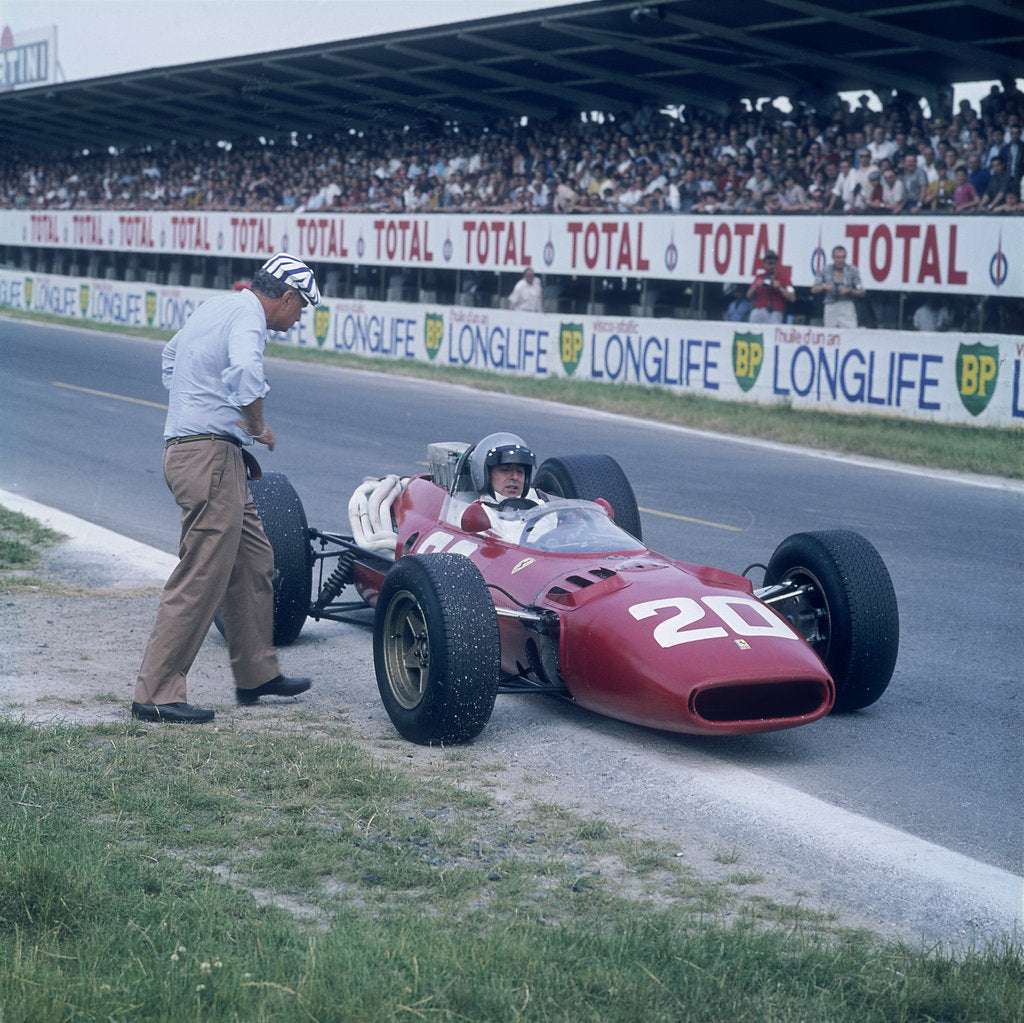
<box><xmin>812</xmin><ymin>245</ymin><xmax>865</xmax><ymax>328</ymax></box>
<box><xmin>508</xmin><ymin>266</ymin><xmax>545</xmax><ymax>312</ymax></box>
<box><xmin>745</xmin><ymin>251</ymin><xmax>795</xmax><ymax>324</ymax></box>
<box><xmin>999</xmin><ymin>123</ymin><xmax>1023</xmax><ymax>194</ymax></box>
<box><xmin>132</xmin><ymin>253</ymin><xmax>319</xmax><ymax>724</ymax></box>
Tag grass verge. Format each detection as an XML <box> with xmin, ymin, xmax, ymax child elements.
<box><xmin>1</xmin><ymin>719</ymin><xmax>1020</xmax><ymax>1022</ymax></box>
<box><xmin>5</xmin><ymin>309</ymin><xmax>1022</xmax><ymax>479</ymax></box>
<box><xmin>0</xmin><ymin>506</ymin><xmax>66</xmax><ymax>589</ymax></box>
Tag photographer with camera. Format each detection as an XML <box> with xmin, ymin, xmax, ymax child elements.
<box><xmin>745</xmin><ymin>250</ymin><xmax>795</xmax><ymax>324</ymax></box>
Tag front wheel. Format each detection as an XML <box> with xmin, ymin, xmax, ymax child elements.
<box><xmin>765</xmin><ymin>530</ymin><xmax>898</xmax><ymax>712</ymax></box>
<box><xmin>374</xmin><ymin>554</ymin><xmax>500</xmax><ymax>744</ymax></box>
<box><xmin>534</xmin><ymin>454</ymin><xmax>642</xmax><ymax>541</ymax></box>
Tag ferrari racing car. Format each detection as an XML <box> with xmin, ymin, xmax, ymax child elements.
<box><xmin>245</xmin><ymin>435</ymin><xmax>899</xmax><ymax>745</ymax></box>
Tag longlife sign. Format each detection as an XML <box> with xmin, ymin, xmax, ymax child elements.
<box><xmin>3</xmin><ymin>268</ymin><xmax>1022</xmax><ymax>428</ymax></box>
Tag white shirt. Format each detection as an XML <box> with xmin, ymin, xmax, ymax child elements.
<box><xmin>509</xmin><ymin>276</ymin><xmax>544</xmax><ymax>312</ymax></box>
<box><xmin>162</xmin><ymin>288</ymin><xmax>270</xmax><ymax>443</ymax></box>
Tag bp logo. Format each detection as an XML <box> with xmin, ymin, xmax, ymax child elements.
<box><xmin>145</xmin><ymin>290</ymin><xmax>157</xmax><ymax>327</ymax></box>
<box><xmin>80</xmin><ymin>284</ymin><xmax>91</xmax><ymax>318</ymax></box>
<box><xmin>732</xmin><ymin>331</ymin><xmax>764</xmax><ymax>393</ymax></box>
<box><xmin>313</xmin><ymin>305</ymin><xmax>330</xmax><ymax>348</ymax></box>
<box><xmin>24</xmin><ymin>277</ymin><xmax>33</xmax><ymax>309</ymax></box>
<box><xmin>559</xmin><ymin>322</ymin><xmax>584</xmax><ymax>376</ymax></box>
<box><xmin>424</xmin><ymin>312</ymin><xmax>444</xmax><ymax>361</ymax></box>
<box><xmin>956</xmin><ymin>342</ymin><xmax>999</xmax><ymax>417</ymax></box>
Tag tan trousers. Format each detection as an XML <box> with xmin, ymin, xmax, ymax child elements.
<box><xmin>134</xmin><ymin>438</ymin><xmax>279</xmax><ymax>705</ymax></box>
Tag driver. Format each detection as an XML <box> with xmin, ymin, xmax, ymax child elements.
<box><xmin>468</xmin><ymin>432</ymin><xmax>542</xmax><ymax>519</ymax></box>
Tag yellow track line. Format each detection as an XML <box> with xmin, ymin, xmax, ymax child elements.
<box><xmin>53</xmin><ymin>381</ymin><xmax>167</xmax><ymax>410</ymax></box>
<box><xmin>638</xmin><ymin>506</ymin><xmax>742</xmax><ymax>532</ymax></box>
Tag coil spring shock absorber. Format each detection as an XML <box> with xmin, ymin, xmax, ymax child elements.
<box><xmin>313</xmin><ymin>549</ymin><xmax>356</xmax><ymax>611</ymax></box>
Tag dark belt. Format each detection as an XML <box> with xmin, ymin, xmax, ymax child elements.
<box><xmin>165</xmin><ymin>433</ymin><xmax>242</xmax><ymax>448</ymax></box>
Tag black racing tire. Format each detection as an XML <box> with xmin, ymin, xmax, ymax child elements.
<box><xmin>374</xmin><ymin>554</ymin><xmax>500</xmax><ymax>745</ymax></box>
<box><xmin>765</xmin><ymin>530</ymin><xmax>899</xmax><ymax>712</ymax></box>
<box><xmin>249</xmin><ymin>471</ymin><xmax>313</xmax><ymax>647</ymax></box>
<box><xmin>534</xmin><ymin>454</ymin><xmax>643</xmax><ymax>542</ymax></box>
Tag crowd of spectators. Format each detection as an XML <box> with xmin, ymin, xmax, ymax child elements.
<box><xmin>2</xmin><ymin>80</ymin><xmax>1022</xmax><ymax>218</ymax></box>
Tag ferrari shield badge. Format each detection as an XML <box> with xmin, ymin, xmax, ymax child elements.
<box><xmin>145</xmin><ymin>290</ymin><xmax>157</xmax><ymax>327</ymax></box>
<box><xmin>24</xmin><ymin>276</ymin><xmax>33</xmax><ymax>310</ymax></box>
<box><xmin>559</xmin><ymin>322</ymin><xmax>584</xmax><ymax>377</ymax></box>
<box><xmin>80</xmin><ymin>283</ymin><xmax>91</xmax><ymax>318</ymax></box>
<box><xmin>956</xmin><ymin>342</ymin><xmax>999</xmax><ymax>417</ymax></box>
<box><xmin>313</xmin><ymin>305</ymin><xmax>330</xmax><ymax>348</ymax></box>
<box><xmin>732</xmin><ymin>331</ymin><xmax>764</xmax><ymax>393</ymax></box>
<box><xmin>424</xmin><ymin>313</ymin><xmax>443</xmax><ymax>361</ymax></box>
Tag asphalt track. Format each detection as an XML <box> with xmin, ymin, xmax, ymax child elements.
<box><xmin>1</xmin><ymin>316</ymin><xmax>1022</xmax><ymax>944</ymax></box>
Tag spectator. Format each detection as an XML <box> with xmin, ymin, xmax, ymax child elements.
<box><xmin>811</xmin><ymin>245</ymin><xmax>864</xmax><ymax>328</ymax></box>
<box><xmin>866</xmin><ymin>125</ymin><xmax>899</xmax><ymax>165</ymax></box>
<box><xmin>804</xmin><ymin>167</ymin><xmax>829</xmax><ymax>211</ymax></box>
<box><xmin>717</xmin><ymin>184</ymin><xmax>740</xmax><ymax>212</ymax></box>
<box><xmin>852</xmin><ymin>149</ymin><xmax>876</xmax><ymax>192</ymax></box>
<box><xmin>952</xmin><ymin>165</ymin><xmax>981</xmax><ymax>212</ymax></box>
<box><xmin>734</xmin><ymin>186</ymin><xmax>762</xmax><ymax>214</ymax></box>
<box><xmin>724</xmin><ymin>282</ymin><xmax>752</xmax><ymax>321</ymax></box>
<box><xmin>984</xmin><ymin>126</ymin><xmax>1006</xmax><ymax>168</ymax></box>
<box><xmin>917</xmin><ymin>145</ymin><xmax>940</xmax><ymax>183</ymax></box>
<box><xmin>693</xmin><ymin>187</ymin><xmax>721</xmax><ymax>214</ymax></box>
<box><xmin>991</xmin><ymin>191</ymin><xmax>1022</xmax><ymax>213</ymax></box>
<box><xmin>508</xmin><ymin>266</ymin><xmax>545</xmax><ymax>312</ymax></box>
<box><xmin>744</xmin><ymin>161</ymin><xmax>775</xmax><ymax>199</ymax></box>
<box><xmin>922</xmin><ymin>161</ymin><xmax>955</xmax><ymax>211</ymax></box>
<box><xmin>760</xmin><ymin>189</ymin><xmax>783</xmax><ymax>215</ymax></box>
<box><xmin>900</xmin><ymin>152</ymin><xmax>929</xmax><ymax>213</ymax></box>
<box><xmin>745</xmin><ymin>250</ymin><xmax>795</xmax><ymax>324</ymax></box>
<box><xmin>675</xmin><ymin>167</ymin><xmax>701</xmax><ymax>212</ymax></box>
<box><xmin>863</xmin><ymin>167</ymin><xmax>884</xmax><ymax>208</ymax></box>
<box><xmin>979</xmin><ymin>155</ymin><xmax>1010</xmax><ymax>211</ymax></box>
<box><xmin>912</xmin><ymin>296</ymin><xmax>952</xmax><ymax>331</ymax></box>
<box><xmin>778</xmin><ymin>172</ymin><xmax>810</xmax><ymax>211</ymax></box>
<box><xmin>870</xmin><ymin>167</ymin><xmax>907</xmax><ymax>214</ymax></box>
<box><xmin>824</xmin><ymin>157</ymin><xmax>857</xmax><ymax>213</ymax></box>
<box><xmin>966</xmin><ymin>152</ymin><xmax>991</xmax><ymax>196</ymax></box>
<box><xmin>999</xmin><ymin>123</ymin><xmax>1023</xmax><ymax>190</ymax></box>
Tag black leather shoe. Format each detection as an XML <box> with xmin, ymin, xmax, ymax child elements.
<box><xmin>131</xmin><ymin>701</ymin><xmax>215</xmax><ymax>723</ymax></box>
<box><xmin>236</xmin><ymin>675</ymin><xmax>312</xmax><ymax>705</ymax></box>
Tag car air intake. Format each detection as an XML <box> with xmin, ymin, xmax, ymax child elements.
<box><xmin>692</xmin><ymin>679</ymin><xmax>829</xmax><ymax>723</ymax></box>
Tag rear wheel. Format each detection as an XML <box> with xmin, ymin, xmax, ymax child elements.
<box><xmin>534</xmin><ymin>454</ymin><xmax>642</xmax><ymax>541</ymax></box>
<box><xmin>249</xmin><ymin>472</ymin><xmax>312</xmax><ymax>646</ymax></box>
<box><xmin>374</xmin><ymin>554</ymin><xmax>500</xmax><ymax>744</ymax></box>
<box><xmin>765</xmin><ymin>530</ymin><xmax>898</xmax><ymax>712</ymax></box>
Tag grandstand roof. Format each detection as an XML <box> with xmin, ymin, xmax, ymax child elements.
<box><xmin>2</xmin><ymin>0</ymin><xmax>1022</xmax><ymax>157</ymax></box>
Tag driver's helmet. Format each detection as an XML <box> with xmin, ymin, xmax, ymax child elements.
<box><xmin>469</xmin><ymin>433</ymin><xmax>536</xmax><ymax>496</ymax></box>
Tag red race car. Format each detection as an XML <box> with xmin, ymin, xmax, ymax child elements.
<box><xmin>247</xmin><ymin>434</ymin><xmax>898</xmax><ymax>745</ymax></box>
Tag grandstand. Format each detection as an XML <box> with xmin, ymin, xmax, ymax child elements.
<box><xmin>1</xmin><ymin>0</ymin><xmax>1022</xmax><ymax>331</ymax></box>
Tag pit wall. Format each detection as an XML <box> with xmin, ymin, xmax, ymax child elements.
<box><xmin>2</xmin><ymin>267</ymin><xmax>1020</xmax><ymax>428</ymax></box>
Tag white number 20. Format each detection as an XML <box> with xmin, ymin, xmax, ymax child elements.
<box><xmin>628</xmin><ymin>596</ymin><xmax>796</xmax><ymax>648</ymax></box>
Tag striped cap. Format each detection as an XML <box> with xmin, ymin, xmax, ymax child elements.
<box><xmin>260</xmin><ymin>252</ymin><xmax>320</xmax><ymax>306</ymax></box>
